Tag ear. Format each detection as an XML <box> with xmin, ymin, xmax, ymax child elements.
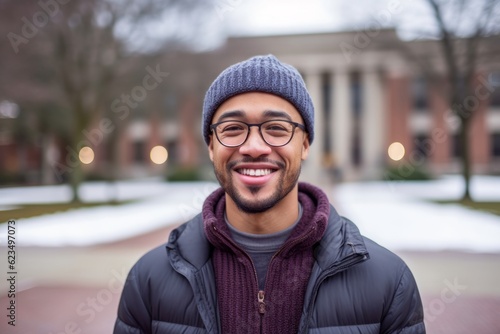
<box><xmin>301</xmin><ymin>133</ymin><xmax>310</xmax><ymax>161</ymax></box>
<box><xmin>208</xmin><ymin>135</ymin><xmax>215</xmax><ymax>162</ymax></box>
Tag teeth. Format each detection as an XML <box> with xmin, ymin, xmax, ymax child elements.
<box><xmin>240</xmin><ymin>169</ymin><xmax>272</xmax><ymax>176</ymax></box>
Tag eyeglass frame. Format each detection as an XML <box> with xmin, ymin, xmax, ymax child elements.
<box><xmin>209</xmin><ymin>119</ymin><xmax>307</xmax><ymax>148</ymax></box>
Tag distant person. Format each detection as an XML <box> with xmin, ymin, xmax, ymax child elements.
<box><xmin>114</xmin><ymin>55</ymin><xmax>425</xmax><ymax>333</ymax></box>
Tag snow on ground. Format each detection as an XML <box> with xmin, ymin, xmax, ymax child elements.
<box><xmin>0</xmin><ymin>178</ymin><xmax>179</xmax><ymax>207</ymax></box>
<box><xmin>0</xmin><ymin>175</ymin><xmax>499</xmax><ymax>252</ymax></box>
<box><xmin>333</xmin><ymin>175</ymin><xmax>500</xmax><ymax>253</ymax></box>
<box><xmin>0</xmin><ymin>181</ymin><xmax>219</xmax><ymax>247</ymax></box>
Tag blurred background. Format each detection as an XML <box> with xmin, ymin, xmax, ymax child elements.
<box><xmin>0</xmin><ymin>0</ymin><xmax>500</xmax><ymax>333</ymax></box>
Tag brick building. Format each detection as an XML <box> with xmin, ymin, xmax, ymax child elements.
<box><xmin>1</xmin><ymin>29</ymin><xmax>500</xmax><ymax>184</ymax></box>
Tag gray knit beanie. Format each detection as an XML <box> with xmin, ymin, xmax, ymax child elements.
<box><xmin>202</xmin><ymin>54</ymin><xmax>314</xmax><ymax>145</ymax></box>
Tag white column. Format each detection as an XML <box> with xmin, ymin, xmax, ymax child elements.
<box><xmin>331</xmin><ymin>70</ymin><xmax>352</xmax><ymax>180</ymax></box>
<box><xmin>301</xmin><ymin>71</ymin><xmax>325</xmax><ymax>185</ymax></box>
<box><xmin>361</xmin><ymin>69</ymin><xmax>385</xmax><ymax>179</ymax></box>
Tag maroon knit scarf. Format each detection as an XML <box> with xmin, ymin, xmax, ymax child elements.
<box><xmin>203</xmin><ymin>183</ymin><xmax>330</xmax><ymax>334</ymax></box>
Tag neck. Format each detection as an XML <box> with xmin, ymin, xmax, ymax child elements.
<box><xmin>225</xmin><ymin>186</ymin><xmax>300</xmax><ymax>234</ymax></box>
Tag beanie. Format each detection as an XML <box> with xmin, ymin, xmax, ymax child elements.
<box><xmin>202</xmin><ymin>54</ymin><xmax>314</xmax><ymax>145</ymax></box>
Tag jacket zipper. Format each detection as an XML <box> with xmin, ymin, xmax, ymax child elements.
<box><xmin>214</xmin><ymin>223</ymin><xmax>319</xmax><ymax>332</ymax></box>
<box><xmin>256</xmin><ymin>224</ymin><xmax>317</xmax><ymax>331</ymax></box>
<box><xmin>212</xmin><ymin>225</ymin><xmax>266</xmax><ymax>318</ymax></box>
<box><xmin>215</xmin><ymin>226</ymin><xmax>267</xmax><ymax>333</ymax></box>
<box><xmin>258</xmin><ymin>290</ymin><xmax>265</xmax><ymax>314</ymax></box>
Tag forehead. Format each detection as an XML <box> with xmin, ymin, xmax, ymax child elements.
<box><xmin>212</xmin><ymin>92</ymin><xmax>302</xmax><ymax>123</ymax></box>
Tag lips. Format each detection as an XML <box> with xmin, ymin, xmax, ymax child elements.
<box><xmin>231</xmin><ymin>162</ymin><xmax>280</xmax><ymax>186</ymax></box>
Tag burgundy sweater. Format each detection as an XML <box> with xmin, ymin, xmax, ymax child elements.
<box><xmin>203</xmin><ymin>182</ymin><xmax>330</xmax><ymax>333</ymax></box>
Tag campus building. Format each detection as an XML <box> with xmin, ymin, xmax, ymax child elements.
<box><xmin>125</xmin><ymin>29</ymin><xmax>500</xmax><ymax>183</ymax></box>
<box><xmin>1</xmin><ymin>29</ymin><xmax>500</xmax><ymax>184</ymax></box>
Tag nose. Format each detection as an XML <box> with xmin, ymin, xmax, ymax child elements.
<box><xmin>238</xmin><ymin>127</ymin><xmax>272</xmax><ymax>157</ymax></box>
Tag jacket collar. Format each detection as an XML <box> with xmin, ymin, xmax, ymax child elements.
<box><xmin>167</xmin><ymin>185</ymin><xmax>368</xmax><ymax>271</ymax></box>
<box><xmin>314</xmin><ymin>205</ymin><xmax>369</xmax><ymax>270</ymax></box>
<box><xmin>202</xmin><ymin>182</ymin><xmax>330</xmax><ymax>258</ymax></box>
<box><xmin>166</xmin><ymin>214</ymin><xmax>212</xmax><ymax>270</ymax></box>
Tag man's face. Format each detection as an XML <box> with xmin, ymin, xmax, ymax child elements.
<box><xmin>208</xmin><ymin>92</ymin><xmax>310</xmax><ymax>213</ymax></box>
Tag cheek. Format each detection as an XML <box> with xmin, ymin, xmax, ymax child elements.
<box><xmin>209</xmin><ymin>138</ymin><xmax>228</xmax><ymax>163</ymax></box>
<box><xmin>286</xmin><ymin>139</ymin><xmax>309</xmax><ymax>162</ymax></box>
<box><xmin>279</xmin><ymin>148</ymin><xmax>303</xmax><ymax>167</ymax></box>
<box><xmin>210</xmin><ymin>145</ymin><xmax>232</xmax><ymax>167</ymax></box>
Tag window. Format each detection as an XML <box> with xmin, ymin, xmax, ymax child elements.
<box><xmin>133</xmin><ymin>141</ymin><xmax>145</xmax><ymax>163</ymax></box>
<box><xmin>412</xmin><ymin>76</ymin><xmax>428</xmax><ymax>111</ymax></box>
<box><xmin>166</xmin><ymin>140</ymin><xmax>177</xmax><ymax>164</ymax></box>
<box><xmin>492</xmin><ymin>133</ymin><xmax>500</xmax><ymax>157</ymax></box>
<box><xmin>489</xmin><ymin>71</ymin><xmax>500</xmax><ymax>107</ymax></box>
<box><xmin>414</xmin><ymin>134</ymin><xmax>429</xmax><ymax>160</ymax></box>
<box><xmin>452</xmin><ymin>133</ymin><xmax>462</xmax><ymax>158</ymax></box>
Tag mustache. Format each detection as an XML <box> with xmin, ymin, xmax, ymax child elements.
<box><xmin>227</xmin><ymin>157</ymin><xmax>285</xmax><ymax>170</ymax></box>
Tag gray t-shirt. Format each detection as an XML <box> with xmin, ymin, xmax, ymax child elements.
<box><xmin>226</xmin><ymin>204</ymin><xmax>303</xmax><ymax>289</ymax></box>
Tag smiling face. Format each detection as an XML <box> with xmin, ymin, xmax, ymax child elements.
<box><xmin>208</xmin><ymin>92</ymin><xmax>310</xmax><ymax>214</ymax></box>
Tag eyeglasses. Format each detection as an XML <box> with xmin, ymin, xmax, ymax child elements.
<box><xmin>210</xmin><ymin>120</ymin><xmax>306</xmax><ymax>148</ymax></box>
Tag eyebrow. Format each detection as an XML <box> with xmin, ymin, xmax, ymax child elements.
<box><xmin>216</xmin><ymin>109</ymin><xmax>293</xmax><ymax>122</ymax></box>
<box><xmin>216</xmin><ymin>110</ymin><xmax>245</xmax><ymax>122</ymax></box>
<box><xmin>262</xmin><ymin>110</ymin><xmax>293</xmax><ymax>121</ymax></box>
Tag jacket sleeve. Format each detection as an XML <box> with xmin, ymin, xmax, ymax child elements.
<box><xmin>113</xmin><ymin>263</ymin><xmax>152</xmax><ymax>334</ymax></box>
<box><xmin>381</xmin><ymin>265</ymin><xmax>426</xmax><ymax>334</ymax></box>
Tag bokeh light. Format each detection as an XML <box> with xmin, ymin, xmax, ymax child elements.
<box><xmin>388</xmin><ymin>142</ymin><xmax>405</xmax><ymax>161</ymax></box>
<box><xmin>150</xmin><ymin>145</ymin><xmax>168</xmax><ymax>164</ymax></box>
<box><xmin>79</xmin><ymin>147</ymin><xmax>95</xmax><ymax>164</ymax></box>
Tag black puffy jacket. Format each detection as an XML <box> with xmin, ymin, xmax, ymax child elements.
<box><xmin>114</xmin><ymin>205</ymin><xmax>425</xmax><ymax>333</ymax></box>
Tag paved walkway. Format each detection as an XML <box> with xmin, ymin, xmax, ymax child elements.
<box><xmin>1</xmin><ymin>224</ymin><xmax>499</xmax><ymax>334</ymax></box>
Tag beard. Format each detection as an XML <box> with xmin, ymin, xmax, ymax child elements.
<box><xmin>213</xmin><ymin>158</ymin><xmax>301</xmax><ymax>214</ymax></box>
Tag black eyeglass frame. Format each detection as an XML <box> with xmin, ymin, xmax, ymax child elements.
<box><xmin>210</xmin><ymin>119</ymin><xmax>307</xmax><ymax>148</ymax></box>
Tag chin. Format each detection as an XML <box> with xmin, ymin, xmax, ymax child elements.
<box><xmin>231</xmin><ymin>181</ymin><xmax>296</xmax><ymax>214</ymax></box>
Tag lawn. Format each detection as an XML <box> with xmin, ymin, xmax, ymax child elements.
<box><xmin>0</xmin><ymin>201</ymin><xmax>129</xmax><ymax>222</ymax></box>
<box><xmin>434</xmin><ymin>200</ymin><xmax>500</xmax><ymax>217</ymax></box>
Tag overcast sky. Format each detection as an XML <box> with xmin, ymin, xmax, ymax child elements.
<box><xmin>222</xmin><ymin>0</ymin><xmax>347</xmax><ymax>36</ymax></box>
<box><xmin>222</xmin><ymin>0</ymin><xmax>499</xmax><ymax>40</ymax></box>
<box><xmin>128</xmin><ymin>0</ymin><xmax>496</xmax><ymax>53</ymax></box>
<box><xmin>221</xmin><ymin>0</ymin><xmax>430</xmax><ymax>38</ymax></box>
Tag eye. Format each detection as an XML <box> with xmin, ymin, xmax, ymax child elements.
<box><xmin>263</xmin><ymin>121</ymin><xmax>291</xmax><ymax>136</ymax></box>
<box><xmin>221</xmin><ymin>124</ymin><xmax>244</xmax><ymax>132</ymax></box>
<box><xmin>219</xmin><ymin>122</ymin><xmax>246</xmax><ymax>136</ymax></box>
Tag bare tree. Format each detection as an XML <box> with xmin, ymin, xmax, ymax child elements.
<box><xmin>0</xmin><ymin>1</ymin><xmax>70</xmax><ymax>184</ymax></box>
<box><xmin>401</xmin><ymin>0</ymin><xmax>500</xmax><ymax>200</ymax></box>
<box><xmin>1</xmin><ymin>0</ymin><xmax>218</xmax><ymax>201</ymax></box>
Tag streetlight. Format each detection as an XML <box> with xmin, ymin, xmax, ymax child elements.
<box><xmin>150</xmin><ymin>145</ymin><xmax>168</xmax><ymax>164</ymax></box>
<box><xmin>388</xmin><ymin>142</ymin><xmax>405</xmax><ymax>161</ymax></box>
<box><xmin>79</xmin><ymin>146</ymin><xmax>95</xmax><ymax>164</ymax></box>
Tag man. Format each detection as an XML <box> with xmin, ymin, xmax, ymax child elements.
<box><xmin>114</xmin><ymin>55</ymin><xmax>426</xmax><ymax>333</ymax></box>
